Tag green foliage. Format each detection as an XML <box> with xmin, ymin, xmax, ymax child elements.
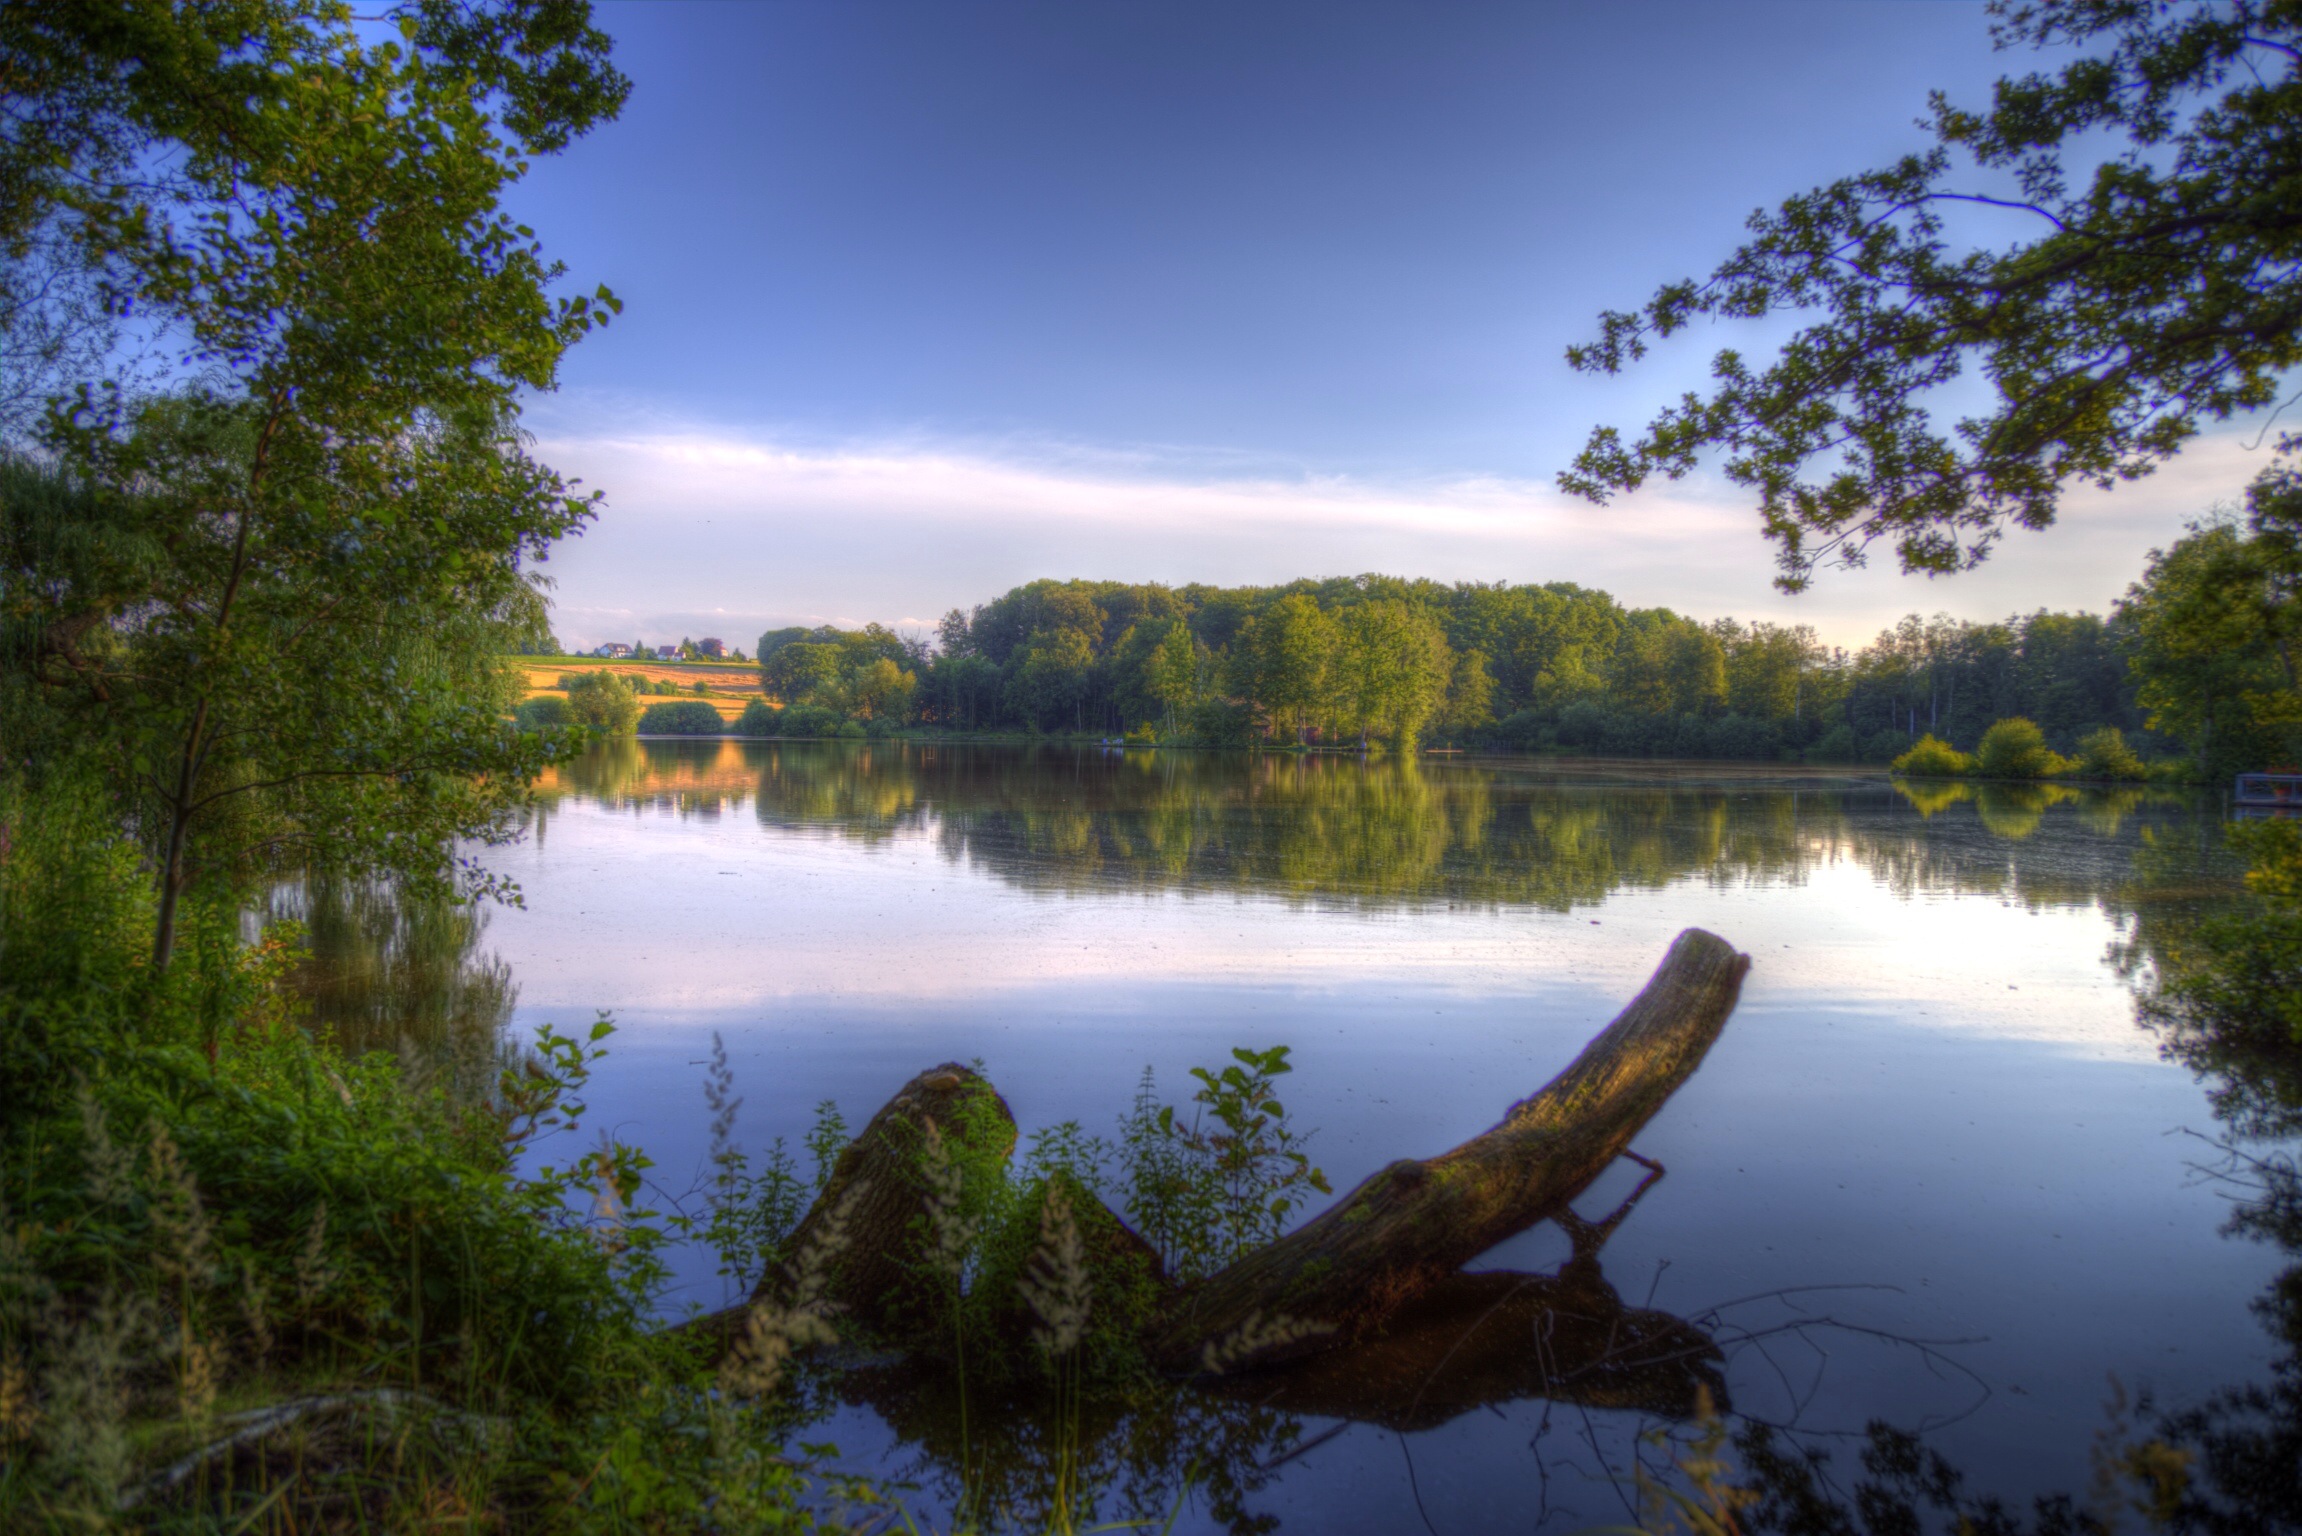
<box><xmin>516</xmin><ymin>693</ymin><xmax>576</xmax><ymax>730</ymax></box>
<box><xmin>735</xmin><ymin>697</ymin><xmax>782</xmax><ymax>736</ymax></box>
<box><xmin>1119</xmin><ymin>1048</ymin><xmax>1330</xmax><ymax>1284</ymax></box>
<box><xmin>696</xmin><ymin>1033</ymin><xmax>807</xmax><ymax>1299</ymax></box>
<box><xmin>1974</xmin><ymin>717</ymin><xmax>2069</xmax><ymax>780</ymax></box>
<box><xmin>778</xmin><ymin>703</ymin><xmax>844</xmax><ymax>739</ymax></box>
<box><xmin>0</xmin><ymin>772</ymin><xmax>884</xmax><ymax>1529</ymax></box>
<box><xmin>2120</xmin><ymin>470</ymin><xmax>2302</xmax><ymax>776</ymax></box>
<box><xmin>636</xmin><ymin>699</ymin><xmax>724</xmax><ymax>735</ymax></box>
<box><xmin>0</xmin><ymin>0</ymin><xmax>627</xmax><ymax>969</ymax></box>
<box><xmin>1561</xmin><ymin>1</ymin><xmax>2302</xmax><ymax>591</ymax></box>
<box><xmin>911</xmin><ymin>575</ymin><xmax>2150</xmax><ymax>762</ymax></box>
<box><xmin>564</xmin><ymin>669</ymin><xmax>640</xmax><ymax>735</ymax></box>
<box><xmin>805</xmin><ymin>1100</ymin><xmax>849</xmax><ymax>1193</ymax></box>
<box><xmin>2071</xmin><ymin>725</ymin><xmax>2148</xmax><ymax>782</ymax></box>
<box><xmin>1892</xmin><ymin>734</ymin><xmax>1971</xmax><ymax>777</ymax></box>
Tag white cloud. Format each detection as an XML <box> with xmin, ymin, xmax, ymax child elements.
<box><xmin>526</xmin><ymin>419</ymin><xmax>2278</xmax><ymax>651</ymax></box>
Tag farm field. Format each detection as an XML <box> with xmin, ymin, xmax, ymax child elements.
<box><xmin>517</xmin><ymin>659</ymin><xmax>766</xmax><ymax>722</ymax></box>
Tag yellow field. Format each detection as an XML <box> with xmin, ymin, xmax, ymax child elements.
<box><xmin>518</xmin><ymin>659</ymin><xmax>764</xmax><ymax>722</ymax></box>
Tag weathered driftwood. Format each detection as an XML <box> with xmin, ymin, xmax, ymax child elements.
<box><xmin>768</xmin><ymin>1061</ymin><xmax>1017</xmax><ymax>1336</ymax></box>
<box><xmin>677</xmin><ymin>1062</ymin><xmax>1018</xmax><ymax>1353</ymax></box>
<box><xmin>698</xmin><ymin>927</ymin><xmax>1747</xmax><ymax>1396</ymax></box>
<box><xmin>1150</xmin><ymin>926</ymin><xmax>1747</xmax><ymax>1369</ymax></box>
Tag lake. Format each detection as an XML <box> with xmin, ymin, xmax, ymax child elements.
<box><xmin>290</xmin><ymin>740</ymin><xmax>2279</xmax><ymax>1532</ymax></box>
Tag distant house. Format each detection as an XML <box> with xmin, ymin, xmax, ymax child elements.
<box><xmin>655</xmin><ymin>644</ymin><xmax>681</xmax><ymax>660</ymax></box>
<box><xmin>596</xmin><ymin>642</ymin><xmax>632</xmax><ymax>658</ymax></box>
<box><xmin>697</xmin><ymin>637</ymin><xmax>725</xmax><ymax>658</ymax></box>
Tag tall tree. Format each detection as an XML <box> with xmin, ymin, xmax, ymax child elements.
<box><xmin>1236</xmin><ymin>594</ymin><xmax>1336</xmax><ymax>745</ymax></box>
<box><xmin>1561</xmin><ymin>0</ymin><xmax>2302</xmax><ymax>590</ymax></box>
<box><xmin>1333</xmin><ymin>599</ymin><xmax>1450</xmax><ymax>750</ymax></box>
<box><xmin>0</xmin><ymin>1</ymin><xmax>628</xmax><ymax>969</ymax></box>
<box><xmin>2120</xmin><ymin>468</ymin><xmax>2302</xmax><ymax>773</ymax></box>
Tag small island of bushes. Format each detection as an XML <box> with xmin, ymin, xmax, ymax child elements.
<box><xmin>1891</xmin><ymin>718</ymin><xmax>2154</xmax><ymax>782</ymax></box>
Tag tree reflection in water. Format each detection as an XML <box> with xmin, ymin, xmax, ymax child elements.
<box><xmin>513</xmin><ymin>744</ymin><xmax>2299</xmax><ymax>1528</ymax></box>
<box><xmin>536</xmin><ymin>740</ymin><xmax>2210</xmax><ymax>916</ymax></box>
<box><xmin>266</xmin><ymin>872</ymin><xmax>518</xmax><ymax>1101</ymax></box>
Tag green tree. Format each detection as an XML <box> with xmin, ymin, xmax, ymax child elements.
<box><xmin>1439</xmin><ymin>647</ymin><xmax>1495</xmax><ymax>738</ymax></box>
<box><xmin>763</xmin><ymin>641</ymin><xmax>843</xmax><ymax>705</ymax></box>
<box><xmin>1147</xmin><ymin>620</ymin><xmax>1200</xmax><ymax>735</ymax></box>
<box><xmin>2120</xmin><ymin>476</ymin><xmax>2302</xmax><ymax>775</ymax></box>
<box><xmin>850</xmin><ymin>655</ymin><xmax>917</xmax><ymax>723</ymax></box>
<box><xmin>564</xmin><ymin>670</ymin><xmax>639</xmax><ymax>735</ymax></box>
<box><xmin>1333</xmin><ymin>599</ymin><xmax>1450</xmax><ymax>750</ymax></box>
<box><xmin>0</xmin><ymin>1</ymin><xmax>626</xmax><ymax>970</ymax></box>
<box><xmin>1234</xmin><ymin>594</ymin><xmax>1335</xmax><ymax>744</ymax></box>
<box><xmin>1562</xmin><ymin>1</ymin><xmax>2302</xmax><ymax>590</ymax></box>
<box><xmin>1007</xmin><ymin>626</ymin><xmax>1096</xmax><ymax>731</ymax></box>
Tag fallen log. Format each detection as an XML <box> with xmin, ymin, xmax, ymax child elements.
<box><xmin>696</xmin><ymin>927</ymin><xmax>1746</xmax><ymax>1387</ymax></box>
<box><xmin>1149</xmin><ymin>926</ymin><xmax>1747</xmax><ymax>1369</ymax></box>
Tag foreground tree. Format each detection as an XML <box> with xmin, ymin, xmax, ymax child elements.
<box><xmin>2119</xmin><ymin>466</ymin><xmax>2302</xmax><ymax>774</ymax></box>
<box><xmin>1561</xmin><ymin>0</ymin><xmax>2302</xmax><ymax>590</ymax></box>
<box><xmin>0</xmin><ymin>2</ymin><xmax>629</xmax><ymax>968</ymax></box>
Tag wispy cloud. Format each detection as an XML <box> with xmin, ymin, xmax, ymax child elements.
<box><xmin>528</xmin><ymin>419</ymin><xmax>2274</xmax><ymax>651</ymax></box>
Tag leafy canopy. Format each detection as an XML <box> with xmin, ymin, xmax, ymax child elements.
<box><xmin>0</xmin><ymin>1</ymin><xmax>628</xmax><ymax>967</ymax></box>
<box><xmin>1561</xmin><ymin>0</ymin><xmax>2302</xmax><ymax>590</ymax></box>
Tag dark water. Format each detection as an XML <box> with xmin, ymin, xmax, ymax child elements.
<box><xmin>296</xmin><ymin>741</ymin><xmax>2282</xmax><ymax>1532</ymax></box>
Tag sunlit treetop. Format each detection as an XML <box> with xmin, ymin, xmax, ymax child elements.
<box><xmin>1560</xmin><ymin>0</ymin><xmax>2302</xmax><ymax>591</ymax></box>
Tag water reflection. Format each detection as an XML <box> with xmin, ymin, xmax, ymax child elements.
<box><xmin>437</xmin><ymin>744</ymin><xmax>2300</xmax><ymax>1528</ymax></box>
<box><xmin>536</xmin><ymin>741</ymin><xmax>2218</xmax><ymax>918</ymax></box>
<box><xmin>267</xmin><ymin>873</ymin><xmax>517</xmax><ymax>1095</ymax></box>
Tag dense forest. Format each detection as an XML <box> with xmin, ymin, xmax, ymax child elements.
<box><xmin>741</xmin><ymin>558</ymin><xmax>2238</xmax><ymax>768</ymax></box>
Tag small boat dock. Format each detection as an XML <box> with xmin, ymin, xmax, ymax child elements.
<box><xmin>2235</xmin><ymin>772</ymin><xmax>2302</xmax><ymax>817</ymax></box>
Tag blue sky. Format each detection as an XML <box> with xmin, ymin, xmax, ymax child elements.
<box><xmin>511</xmin><ymin>1</ymin><xmax>2280</xmax><ymax>651</ymax></box>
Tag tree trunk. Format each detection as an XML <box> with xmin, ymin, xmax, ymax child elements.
<box><xmin>1148</xmin><ymin>926</ymin><xmax>1747</xmax><ymax>1371</ymax></box>
<box><xmin>689</xmin><ymin>930</ymin><xmax>1749</xmax><ymax>1385</ymax></box>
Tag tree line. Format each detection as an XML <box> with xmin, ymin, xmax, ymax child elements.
<box><xmin>739</xmin><ymin>506</ymin><xmax>2296</xmax><ymax>776</ymax></box>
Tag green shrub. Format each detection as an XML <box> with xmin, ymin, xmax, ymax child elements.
<box><xmin>564</xmin><ymin>670</ymin><xmax>640</xmax><ymax>734</ymax></box>
<box><xmin>833</xmin><ymin>719</ymin><xmax>867</xmax><ymax>740</ymax></box>
<box><xmin>779</xmin><ymin>704</ymin><xmax>843</xmax><ymax>738</ymax></box>
<box><xmin>1974</xmin><ymin>717</ymin><xmax>2069</xmax><ymax>779</ymax></box>
<box><xmin>1892</xmin><ymin>734</ymin><xmax>1972</xmax><ymax>777</ymax></box>
<box><xmin>735</xmin><ymin>698</ymin><xmax>782</xmax><ymax>736</ymax></box>
<box><xmin>516</xmin><ymin>694</ymin><xmax>576</xmax><ymax>730</ymax></box>
<box><xmin>2071</xmin><ymin>725</ymin><xmax>2148</xmax><ymax>781</ymax></box>
<box><xmin>0</xmin><ymin>780</ymin><xmax>868</xmax><ymax>1527</ymax></box>
<box><xmin>637</xmin><ymin>699</ymin><xmax>725</xmax><ymax>735</ymax></box>
<box><xmin>1807</xmin><ymin>724</ymin><xmax>1860</xmax><ymax>763</ymax></box>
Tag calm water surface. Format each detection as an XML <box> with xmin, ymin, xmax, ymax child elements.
<box><xmin>304</xmin><ymin>742</ymin><xmax>2272</xmax><ymax>1532</ymax></box>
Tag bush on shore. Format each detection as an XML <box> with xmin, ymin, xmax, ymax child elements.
<box><xmin>637</xmin><ymin>699</ymin><xmax>726</xmax><ymax>735</ymax></box>
<box><xmin>516</xmin><ymin>694</ymin><xmax>577</xmax><ymax>730</ymax></box>
<box><xmin>1974</xmin><ymin>717</ymin><xmax>2070</xmax><ymax>780</ymax></box>
<box><xmin>1892</xmin><ymin>734</ymin><xmax>1972</xmax><ymax>777</ymax></box>
<box><xmin>2071</xmin><ymin>726</ymin><xmax>2149</xmax><ymax>781</ymax></box>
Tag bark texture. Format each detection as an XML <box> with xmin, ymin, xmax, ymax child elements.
<box><xmin>688</xmin><ymin>929</ymin><xmax>1747</xmax><ymax>1401</ymax></box>
<box><xmin>757</xmin><ymin>1061</ymin><xmax>1014</xmax><ymax>1338</ymax></box>
<box><xmin>1149</xmin><ymin>926</ymin><xmax>1748</xmax><ymax>1370</ymax></box>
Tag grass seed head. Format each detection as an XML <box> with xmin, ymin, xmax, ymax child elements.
<box><xmin>1018</xmin><ymin>1181</ymin><xmax>1090</xmax><ymax>1358</ymax></box>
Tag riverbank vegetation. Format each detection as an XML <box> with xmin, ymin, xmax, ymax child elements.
<box><xmin>5</xmin><ymin>0</ymin><xmax>2302</xmax><ymax>1528</ymax></box>
<box><xmin>717</xmin><ymin>513</ymin><xmax>2289</xmax><ymax>778</ymax></box>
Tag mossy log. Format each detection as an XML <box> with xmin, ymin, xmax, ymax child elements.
<box><xmin>694</xmin><ymin>927</ymin><xmax>1747</xmax><ymax>1390</ymax></box>
<box><xmin>1152</xmin><ymin>926</ymin><xmax>1746</xmax><ymax>1369</ymax></box>
<box><xmin>677</xmin><ymin>1063</ymin><xmax>1018</xmax><ymax>1353</ymax></box>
